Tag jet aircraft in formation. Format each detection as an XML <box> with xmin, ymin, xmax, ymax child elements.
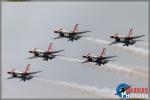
<box><xmin>110</xmin><ymin>28</ymin><xmax>145</xmax><ymax>46</ymax></box>
<box><xmin>7</xmin><ymin>64</ymin><xmax>41</xmax><ymax>81</ymax></box>
<box><xmin>28</xmin><ymin>43</ymin><xmax>64</xmax><ymax>61</ymax></box>
<box><xmin>82</xmin><ymin>48</ymin><xmax>117</xmax><ymax>66</ymax></box>
<box><xmin>53</xmin><ymin>24</ymin><xmax>90</xmax><ymax>41</ymax></box>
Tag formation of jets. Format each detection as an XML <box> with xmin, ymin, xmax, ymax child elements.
<box><xmin>7</xmin><ymin>64</ymin><xmax>41</xmax><ymax>81</ymax></box>
<box><xmin>6</xmin><ymin>24</ymin><xmax>145</xmax><ymax>81</ymax></box>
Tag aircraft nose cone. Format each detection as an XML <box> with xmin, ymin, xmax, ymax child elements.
<box><xmin>29</xmin><ymin>50</ymin><xmax>33</xmax><ymax>53</ymax></box>
<box><xmin>110</xmin><ymin>36</ymin><xmax>114</xmax><ymax>38</ymax></box>
<box><xmin>82</xmin><ymin>56</ymin><xmax>86</xmax><ymax>58</ymax></box>
<box><xmin>54</xmin><ymin>31</ymin><xmax>58</xmax><ymax>33</ymax></box>
<box><xmin>7</xmin><ymin>71</ymin><xmax>11</xmax><ymax>74</ymax></box>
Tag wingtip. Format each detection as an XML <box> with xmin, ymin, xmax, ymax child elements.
<box><xmin>51</xmin><ymin>38</ymin><xmax>56</xmax><ymax>40</ymax></box>
<box><xmin>26</xmin><ymin>57</ymin><xmax>31</xmax><ymax>59</ymax></box>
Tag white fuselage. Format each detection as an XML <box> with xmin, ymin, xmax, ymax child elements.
<box><xmin>111</xmin><ymin>33</ymin><xmax>136</xmax><ymax>44</ymax></box>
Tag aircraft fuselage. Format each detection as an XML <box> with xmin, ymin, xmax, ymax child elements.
<box><xmin>84</xmin><ymin>56</ymin><xmax>108</xmax><ymax>65</ymax></box>
<box><xmin>112</xmin><ymin>36</ymin><xmax>136</xmax><ymax>46</ymax></box>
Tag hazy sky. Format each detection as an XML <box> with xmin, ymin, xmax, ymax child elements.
<box><xmin>2</xmin><ymin>1</ymin><xmax>148</xmax><ymax>98</ymax></box>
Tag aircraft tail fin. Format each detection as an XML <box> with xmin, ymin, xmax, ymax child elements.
<box><xmin>73</xmin><ymin>24</ymin><xmax>79</xmax><ymax>32</ymax></box>
<box><xmin>24</xmin><ymin>64</ymin><xmax>30</xmax><ymax>73</ymax></box>
<box><xmin>128</xmin><ymin>28</ymin><xmax>133</xmax><ymax>37</ymax></box>
<box><xmin>100</xmin><ymin>48</ymin><xmax>106</xmax><ymax>58</ymax></box>
<box><xmin>48</xmin><ymin>43</ymin><xmax>53</xmax><ymax>52</ymax></box>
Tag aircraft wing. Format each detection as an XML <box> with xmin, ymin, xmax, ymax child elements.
<box><xmin>82</xmin><ymin>60</ymin><xmax>89</xmax><ymax>63</ymax></box>
<box><xmin>51</xmin><ymin>54</ymin><xmax>63</xmax><ymax>57</ymax></box>
<box><xmin>51</xmin><ymin>50</ymin><xmax>64</xmax><ymax>54</ymax></box>
<box><xmin>130</xmin><ymin>35</ymin><xmax>145</xmax><ymax>39</ymax></box>
<box><xmin>28</xmin><ymin>71</ymin><xmax>42</xmax><ymax>75</ymax></box>
<box><xmin>105</xmin><ymin>59</ymin><xmax>117</xmax><ymax>61</ymax></box>
<box><xmin>109</xmin><ymin>41</ymin><xmax>119</xmax><ymax>45</ymax></box>
<box><xmin>27</xmin><ymin>56</ymin><xmax>39</xmax><ymax>59</ymax></box>
<box><xmin>102</xmin><ymin>56</ymin><xmax>118</xmax><ymax>59</ymax></box>
<box><xmin>78</xmin><ymin>35</ymin><xmax>89</xmax><ymax>37</ymax></box>
<box><xmin>52</xmin><ymin>36</ymin><xmax>62</xmax><ymax>39</ymax></box>
<box><xmin>29</xmin><ymin>75</ymin><xmax>40</xmax><ymax>78</ymax></box>
<box><xmin>7</xmin><ymin>77</ymin><xmax>15</xmax><ymax>80</ymax></box>
<box><xmin>134</xmin><ymin>40</ymin><xmax>144</xmax><ymax>41</ymax></box>
<box><xmin>74</xmin><ymin>31</ymin><xmax>91</xmax><ymax>34</ymax></box>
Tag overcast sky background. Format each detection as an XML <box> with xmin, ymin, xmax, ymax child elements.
<box><xmin>2</xmin><ymin>1</ymin><xmax>148</xmax><ymax>98</ymax></box>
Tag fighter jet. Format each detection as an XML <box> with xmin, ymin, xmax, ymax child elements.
<box><xmin>110</xmin><ymin>28</ymin><xmax>145</xmax><ymax>46</ymax></box>
<box><xmin>53</xmin><ymin>24</ymin><xmax>90</xmax><ymax>41</ymax></box>
<box><xmin>7</xmin><ymin>64</ymin><xmax>42</xmax><ymax>82</ymax></box>
<box><xmin>115</xmin><ymin>85</ymin><xmax>131</xmax><ymax>95</ymax></box>
<box><xmin>82</xmin><ymin>48</ymin><xmax>117</xmax><ymax>66</ymax></box>
<box><xmin>28</xmin><ymin>43</ymin><xmax>64</xmax><ymax>61</ymax></box>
